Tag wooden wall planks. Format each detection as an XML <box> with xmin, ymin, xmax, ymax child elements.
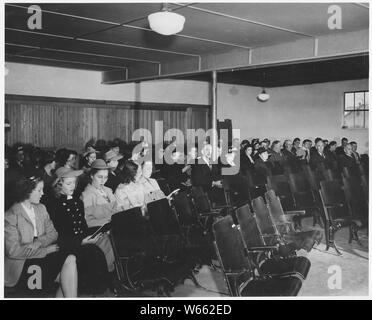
<box><xmin>5</xmin><ymin>95</ymin><xmax>210</xmax><ymax>150</ymax></box>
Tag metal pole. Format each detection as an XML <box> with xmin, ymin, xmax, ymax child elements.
<box><xmin>211</xmin><ymin>70</ymin><xmax>218</xmax><ymax>162</ymax></box>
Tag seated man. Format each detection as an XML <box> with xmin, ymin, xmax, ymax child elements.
<box><xmin>282</xmin><ymin>139</ymin><xmax>300</xmax><ymax>171</ymax></box>
<box><xmin>268</xmin><ymin>140</ymin><xmax>285</xmax><ymax>174</ymax></box>
<box><xmin>309</xmin><ymin>139</ymin><xmax>332</xmax><ymax>170</ymax></box>
<box><xmin>296</xmin><ymin>139</ymin><xmax>311</xmax><ymax>163</ymax></box>
<box><xmin>191</xmin><ymin>144</ymin><xmax>223</xmax><ymax>205</ymax></box>
<box><xmin>335</xmin><ymin>137</ymin><xmax>348</xmax><ymax>156</ymax></box>
<box><xmin>338</xmin><ymin>143</ymin><xmax>358</xmax><ymax>171</ymax></box>
<box><xmin>253</xmin><ymin>147</ymin><xmax>273</xmax><ymax>186</ymax></box>
<box><xmin>350</xmin><ymin>141</ymin><xmax>361</xmax><ymax>164</ymax></box>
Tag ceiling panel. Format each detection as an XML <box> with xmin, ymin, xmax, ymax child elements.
<box><xmin>5</xmin><ymin>2</ymin><xmax>369</xmax><ymax>78</ymax></box>
<box><xmin>194</xmin><ymin>2</ymin><xmax>369</xmax><ymax>36</ymax></box>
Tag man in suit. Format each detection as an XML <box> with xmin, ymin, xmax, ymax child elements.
<box><xmin>191</xmin><ymin>144</ymin><xmax>223</xmax><ymax>204</ymax></box>
<box><xmin>254</xmin><ymin>147</ymin><xmax>273</xmax><ymax>186</ymax></box>
<box><xmin>282</xmin><ymin>139</ymin><xmax>301</xmax><ymax>171</ymax></box>
<box><xmin>335</xmin><ymin>137</ymin><xmax>348</xmax><ymax>156</ymax></box>
<box><xmin>309</xmin><ymin>139</ymin><xmax>332</xmax><ymax>170</ymax></box>
<box><xmin>350</xmin><ymin>141</ymin><xmax>361</xmax><ymax>164</ymax></box>
<box><xmin>338</xmin><ymin>143</ymin><xmax>357</xmax><ymax>171</ymax></box>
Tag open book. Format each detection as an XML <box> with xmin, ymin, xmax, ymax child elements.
<box><xmin>166</xmin><ymin>188</ymin><xmax>180</xmax><ymax>200</ymax></box>
<box><xmin>88</xmin><ymin>222</ymin><xmax>111</xmax><ymax>240</ymax></box>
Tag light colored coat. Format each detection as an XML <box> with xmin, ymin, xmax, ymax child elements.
<box><xmin>80</xmin><ymin>184</ymin><xmax>119</xmax><ymax>227</ymax></box>
<box><xmin>4</xmin><ymin>203</ymin><xmax>58</xmax><ymax>287</ymax></box>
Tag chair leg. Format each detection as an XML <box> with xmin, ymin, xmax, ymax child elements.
<box><xmin>351</xmin><ymin>223</ymin><xmax>362</xmax><ymax>246</ymax></box>
<box><xmin>328</xmin><ymin>222</ymin><xmax>342</xmax><ymax>255</ymax></box>
<box><xmin>324</xmin><ymin>219</ymin><xmax>330</xmax><ymax>251</ymax></box>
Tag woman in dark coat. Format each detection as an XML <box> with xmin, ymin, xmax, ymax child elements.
<box><xmin>46</xmin><ymin>167</ymin><xmax>109</xmax><ymax>295</ymax></box>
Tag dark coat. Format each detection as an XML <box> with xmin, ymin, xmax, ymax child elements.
<box><xmin>191</xmin><ymin>159</ymin><xmax>221</xmax><ymax>192</ymax></box>
<box><xmin>338</xmin><ymin>154</ymin><xmax>357</xmax><ymax>170</ymax></box>
<box><xmin>46</xmin><ymin>195</ymin><xmax>89</xmax><ymax>253</ymax></box>
<box><xmin>309</xmin><ymin>151</ymin><xmax>332</xmax><ymax>170</ymax></box>
<box><xmin>254</xmin><ymin>158</ymin><xmax>273</xmax><ymax>186</ymax></box>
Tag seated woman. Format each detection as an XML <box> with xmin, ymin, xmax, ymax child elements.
<box><xmin>240</xmin><ymin>143</ymin><xmax>255</xmax><ymax>176</ymax></box>
<box><xmin>81</xmin><ymin>159</ymin><xmax>119</xmax><ymax>228</ymax></box>
<box><xmin>80</xmin><ymin>159</ymin><xmax>119</xmax><ymax>272</ymax></box>
<box><xmin>80</xmin><ymin>149</ymin><xmax>97</xmax><ymax>173</ymax></box>
<box><xmin>138</xmin><ymin>160</ymin><xmax>166</xmax><ymax>205</ymax></box>
<box><xmin>46</xmin><ymin>167</ymin><xmax>110</xmax><ymax>295</ymax></box>
<box><xmin>115</xmin><ymin>160</ymin><xmax>146</xmax><ymax>215</ymax></box>
<box><xmin>4</xmin><ymin>175</ymin><xmax>77</xmax><ymax>298</ymax></box>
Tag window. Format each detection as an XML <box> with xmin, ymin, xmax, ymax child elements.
<box><xmin>343</xmin><ymin>91</ymin><xmax>369</xmax><ymax>129</ymax></box>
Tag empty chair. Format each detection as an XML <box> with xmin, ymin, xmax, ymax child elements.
<box><xmin>213</xmin><ymin>215</ymin><xmax>303</xmax><ymax>297</ymax></box>
<box><xmin>235</xmin><ymin>205</ymin><xmax>311</xmax><ymax>280</ymax></box>
<box><xmin>172</xmin><ymin>191</ymin><xmax>215</xmax><ymax>265</ymax></box>
<box><xmin>266</xmin><ymin>175</ymin><xmax>296</xmax><ymax>212</ymax></box>
<box><xmin>319</xmin><ymin>180</ymin><xmax>362</xmax><ymax>255</ymax></box>
<box><xmin>288</xmin><ymin>172</ymin><xmax>324</xmax><ymax>227</ymax></box>
<box><xmin>342</xmin><ymin>176</ymin><xmax>368</xmax><ymax>227</ymax></box>
<box><xmin>147</xmin><ymin>198</ymin><xmax>181</xmax><ymax>236</ymax></box>
<box><xmin>110</xmin><ymin>207</ymin><xmax>195</xmax><ymax>296</ymax></box>
<box><xmin>301</xmin><ymin>165</ymin><xmax>321</xmax><ymax>193</ymax></box>
<box><xmin>265</xmin><ymin>190</ymin><xmax>323</xmax><ymax>252</ymax></box>
<box><xmin>323</xmin><ymin>168</ymin><xmax>342</xmax><ymax>183</ymax></box>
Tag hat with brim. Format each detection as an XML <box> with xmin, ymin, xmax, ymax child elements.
<box><xmin>104</xmin><ymin>150</ymin><xmax>123</xmax><ymax>162</ymax></box>
<box><xmin>83</xmin><ymin>146</ymin><xmax>100</xmax><ymax>157</ymax></box>
<box><xmin>53</xmin><ymin>167</ymin><xmax>83</xmax><ymax>186</ymax></box>
<box><xmin>55</xmin><ymin>167</ymin><xmax>83</xmax><ymax>179</ymax></box>
<box><xmin>91</xmin><ymin>159</ymin><xmax>112</xmax><ymax>170</ymax></box>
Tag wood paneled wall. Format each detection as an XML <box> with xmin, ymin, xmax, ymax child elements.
<box><xmin>5</xmin><ymin>95</ymin><xmax>210</xmax><ymax>150</ymax></box>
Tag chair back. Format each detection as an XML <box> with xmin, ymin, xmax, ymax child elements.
<box><xmin>251</xmin><ymin>196</ymin><xmax>277</xmax><ymax>236</ymax></box>
<box><xmin>235</xmin><ymin>204</ymin><xmax>265</xmax><ymax>248</ymax></box>
<box><xmin>173</xmin><ymin>191</ymin><xmax>198</xmax><ymax>226</ymax></box>
<box><xmin>212</xmin><ymin>215</ymin><xmax>251</xmax><ymax>272</ymax></box>
<box><xmin>147</xmin><ymin>198</ymin><xmax>181</xmax><ymax>236</ymax></box>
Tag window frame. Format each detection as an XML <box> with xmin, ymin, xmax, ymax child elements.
<box><xmin>342</xmin><ymin>90</ymin><xmax>369</xmax><ymax>130</ymax></box>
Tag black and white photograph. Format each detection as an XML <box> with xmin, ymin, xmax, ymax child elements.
<box><xmin>2</xmin><ymin>0</ymin><xmax>370</xmax><ymax>301</ymax></box>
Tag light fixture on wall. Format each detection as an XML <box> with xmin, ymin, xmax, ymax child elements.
<box><xmin>148</xmin><ymin>3</ymin><xmax>185</xmax><ymax>36</ymax></box>
<box><xmin>257</xmin><ymin>71</ymin><xmax>270</xmax><ymax>102</ymax></box>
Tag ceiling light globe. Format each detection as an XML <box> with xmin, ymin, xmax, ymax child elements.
<box><xmin>148</xmin><ymin>11</ymin><xmax>185</xmax><ymax>36</ymax></box>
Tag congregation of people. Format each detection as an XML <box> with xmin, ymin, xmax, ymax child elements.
<box><xmin>4</xmin><ymin>135</ymin><xmax>367</xmax><ymax>297</ymax></box>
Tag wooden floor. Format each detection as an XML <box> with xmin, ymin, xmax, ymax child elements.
<box><xmin>171</xmin><ymin>218</ymin><xmax>369</xmax><ymax>297</ymax></box>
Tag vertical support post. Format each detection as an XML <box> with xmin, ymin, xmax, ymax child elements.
<box><xmin>211</xmin><ymin>70</ymin><xmax>218</xmax><ymax>162</ymax></box>
<box><xmin>313</xmin><ymin>38</ymin><xmax>319</xmax><ymax>57</ymax></box>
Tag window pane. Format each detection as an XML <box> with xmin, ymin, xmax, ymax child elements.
<box><xmin>365</xmin><ymin>111</ymin><xmax>369</xmax><ymax>128</ymax></box>
<box><xmin>344</xmin><ymin>111</ymin><xmax>354</xmax><ymax>128</ymax></box>
<box><xmin>355</xmin><ymin>110</ymin><xmax>364</xmax><ymax>128</ymax></box>
<box><xmin>345</xmin><ymin>93</ymin><xmax>354</xmax><ymax>110</ymax></box>
<box><xmin>355</xmin><ymin>92</ymin><xmax>365</xmax><ymax>110</ymax></box>
<box><xmin>365</xmin><ymin>92</ymin><xmax>369</xmax><ymax>110</ymax></box>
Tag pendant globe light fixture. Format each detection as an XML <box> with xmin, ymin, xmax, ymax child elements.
<box><xmin>257</xmin><ymin>71</ymin><xmax>270</xmax><ymax>102</ymax></box>
<box><xmin>148</xmin><ymin>3</ymin><xmax>186</xmax><ymax>36</ymax></box>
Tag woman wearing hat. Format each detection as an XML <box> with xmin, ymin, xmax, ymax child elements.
<box><xmin>46</xmin><ymin>167</ymin><xmax>110</xmax><ymax>295</ymax></box>
<box><xmin>80</xmin><ymin>148</ymin><xmax>98</xmax><ymax>174</ymax></box>
<box><xmin>104</xmin><ymin>150</ymin><xmax>123</xmax><ymax>193</ymax></box>
<box><xmin>81</xmin><ymin>159</ymin><xmax>119</xmax><ymax>229</ymax></box>
<box><xmin>5</xmin><ymin>174</ymin><xmax>78</xmax><ymax>297</ymax></box>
